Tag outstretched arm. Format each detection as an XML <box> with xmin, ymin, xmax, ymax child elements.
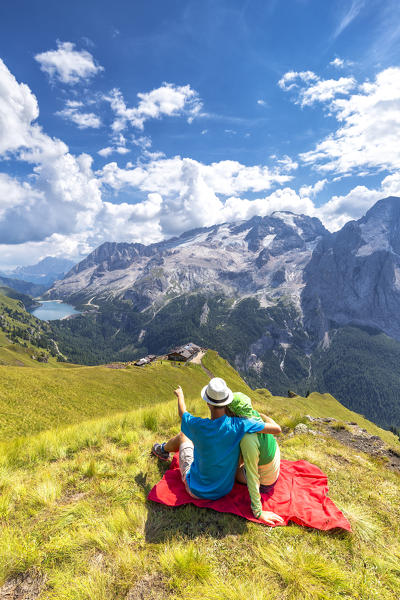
<box><xmin>259</xmin><ymin>415</ymin><xmax>281</xmax><ymax>435</ymax></box>
<box><xmin>174</xmin><ymin>385</ymin><xmax>187</xmax><ymax>420</ymax></box>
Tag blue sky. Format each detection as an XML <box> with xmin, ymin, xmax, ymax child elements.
<box><xmin>1</xmin><ymin>0</ymin><xmax>400</xmax><ymax>268</ymax></box>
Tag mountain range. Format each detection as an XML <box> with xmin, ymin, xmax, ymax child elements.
<box><xmin>0</xmin><ymin>257</ymin><xmax>75</xmax><ymax>287</ymax></box>
<box><xmin>45</xmin><ymin>196</ymin><xmax>400</xmax><ymax>430</ymax></box>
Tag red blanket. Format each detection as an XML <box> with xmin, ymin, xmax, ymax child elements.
<box><xmin>148</xmin><ymin>454</ymin><xmax>351</xmax><ymax>531</ymax></box>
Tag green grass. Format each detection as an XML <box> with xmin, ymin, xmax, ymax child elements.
<box><xmin>0</xmin><ymin>292</ymin><xmax>58</xmax><ymax>367</ymax></box>
<box><xmin>0</xmin><ymin>360</ymin><xmax>209</xmax><ymax>440</ymax></box>
<box><xmin>203</xmin><ymin>351</ymin><xmax>399</xmax><ymax>449</ymax></box>
<box><xmin>0</xmin><ymin>349</ymin><xmax>398</xmax><ymax>598</ymax></box>
<box><xmin>0</xmin><ymin>394</ymin><xmax>397</xmax><ymax>599</ymax></box>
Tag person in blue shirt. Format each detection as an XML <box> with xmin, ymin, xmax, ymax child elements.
<box><xmin>152</xmin><ymin>377</ymin><xmax>282</xmax><ymax>518</ymax></box>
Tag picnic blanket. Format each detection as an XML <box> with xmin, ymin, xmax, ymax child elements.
<box><xmin>148</xmin><ymin>454</ymin><xmax>351</xmax><ymax>531</ymax></box>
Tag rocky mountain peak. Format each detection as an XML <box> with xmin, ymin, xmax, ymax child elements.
<box><xmin>302</xmin><ymin>195</ymin><xmax>400</xmax><ymax>342</ymax></box>
<box><xmin>47</xmin><ymin>211</ymin><xmax>328</xmax><ymax>309</ymax></box>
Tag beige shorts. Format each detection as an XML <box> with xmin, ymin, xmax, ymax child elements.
<box><xmin>179</xmin><ymin>440</ymin><xmax>199</xmax><ymax>499</ymax></box>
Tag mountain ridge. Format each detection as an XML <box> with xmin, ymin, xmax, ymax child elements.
<box><xmin>44</xmin><ymin>196</ymin><xmax>400</xmax><ymax>431</ymax></box>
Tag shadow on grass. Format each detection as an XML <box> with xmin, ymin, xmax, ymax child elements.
<box><xmin>144</xmin><ymin>500</ymin><xmax>247</xmax><ymax>543</ymax></box>
<box><xmin>141</xmin><ymin>455</ymin><xmax>247</xmax><ymax>542</ymax></box>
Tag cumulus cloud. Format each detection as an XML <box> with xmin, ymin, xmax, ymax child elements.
<box><xmin>98</xmin><ymin>155</ymin><xmax>296</xmax><ymax>198</ymax></box>
<box><xmin>300</xmin><ymin>77</ymin><xmax>356</xmax><ymax>106</ymax></box>
<box><xmin>299</xmin><ymin>179</ymin><xmax>327</xmax><ymax>198</ymax></box>
<box><xmin>0</xmin><ymin>58</ymin><xmax>305</xmax><ymax>267</ymax></box>
<box><xmin>56</xmin><ymin>100</ymin><xmax>102</xmax><ymax>129</ymax></box>
<box><xmin>318</xmin><ymin>185</ymin><xmax>381</xmax><ymax>230</ymax></box>
<box><xmin>278</xmin><ymin>70</ymin><xmax>318</xmax><ymax>91</ymax></box>
<box><xmin>0</xmin><ymin>59</ymin><xmax>104</xmax><ymax>245</ymax></box>
<box><xmin>330</xmin><ymin>58</ymin><xmax>345</xmax><ymax>68</ymax></box>
<box><xmin>0</xmin><ymin>59</ymin><xmax>39</xmax><ymax>155</ymax></box>
<box><xmin>329</xmin><ymin>57</ymin><xmax>355</xmax><ymax>69</ymax></box>
<box><xmin>35</xmin><ymin>41</ymin><xmax>104</xmax><ymax>84</ymax></box>
<box><xmin>3</xmin><ymin>56</ymin><xmax>395</xmax><ymax>270</ymax></box>
<box><xmin>279</xmin><ymin>69</ymin><xmax>356</xmax><ymax>106</ymax></box>
<box><xmin>105</xmin><ymin>83</ymin><xmax>202</xmax><ymax>133</ymax></box>
<box><xmin>222</xmin><ymin>188</ymin><xmax>316</xmax><ymax>224</ymax></box>
<box><xmin>98</xmin><ymin>146</ymin><xmax>130</xmax><ymax>157</ymax></box>
<box><xmin>300</xmin><ymin>67</ymin><xmax>400</xmax><ymax>174</ymax></box>
<box><xmin>316</xmin><ymin>171</ymin><xmax>400</xmax><ymax>231</ymax></box>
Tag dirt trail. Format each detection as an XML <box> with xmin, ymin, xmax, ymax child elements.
<box><xmin>190</xmin><ymin>350</ymin><xmax>214</xmax><ymax>378</ymax></box>
<box><xmin>84</xmin><ymin>296</ymin><xmax>99</xmax><ymax>309</ymax></box>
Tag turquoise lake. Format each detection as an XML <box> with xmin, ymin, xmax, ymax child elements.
<box><xmin>31</xmin><ymin>301</ymin><xmax>80</xmax><ymax>321</ymax></box>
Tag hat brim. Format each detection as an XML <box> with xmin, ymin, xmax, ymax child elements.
<box><xmin>201</xmin><ymin>384</ymin><xmax>233</xmax><ymax>407</ymax></box>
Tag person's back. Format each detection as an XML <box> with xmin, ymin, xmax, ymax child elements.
<box><xmin>229</xmin><ymin>392</ymin><xmax>282</xmax><ymax>524</ymax></box>
<box><xmin>181</xmin><ymin>411</ymin><xmax>264</xmax><ymax>500</ymax></box>
<box><xmin>152</xmin><ymin>379</ymin><xmax>280</xmax><ymax>511</ymax></box>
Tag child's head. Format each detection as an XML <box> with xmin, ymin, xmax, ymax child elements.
<box><xmin>229</xmin><ymin>392</ymin><xmax>262</xmax><ymax>420</ymax></box>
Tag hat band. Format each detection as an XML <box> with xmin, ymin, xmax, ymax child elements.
<box><xmin>205</xmin><ymin>391</ymin><xmax>229</xmax><ymax>404</ymax></box>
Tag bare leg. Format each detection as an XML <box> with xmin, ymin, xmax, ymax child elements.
<box><xmin>164</xmin><ymin>431</ymin><xmax>190</xmax><ymax>453</ymax></box>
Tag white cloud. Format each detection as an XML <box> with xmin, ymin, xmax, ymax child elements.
<box><xmin>98</xmin><ymin>147</ymin><xmax>113</xmax><ymax>158</ymax></box>
<box><xmin>278</xmin><ymin>70</ymin><xmax>318</xmax><ymax>91</ymax></box>
<box><xmin>316</xmin><ymin>170</ymin><xmax>400</xmax><ymax>231</ymax></box>
<box><xmin>318</xmin><ymin>185</ymin><xmax>381</xmax><ymax>230</ymax></box>
<box><xmin>3</xmin><ymin>56</ymin><xmax>397</xmax><ymax>270</ymax></box>
<box><xmin>35</xmin><ymin>41</ymin><xmax>104</xmax><ymax>85</ymax></box>
<box><xmin>132</xmin><ymin>136</ymin><xmax>152</xmax><ymax>150</ymax></box>
<box><xmin>299</xmin><ymin>179</ymin><xmax>327</xmax><ymax>198</ymax></box>
<box><xmin>300</xmin><ymin>67</ymin><xmax>400</xmax><ymax>174</ymax></box>
<box><xmin>0</xmin><ymin>59</ymin><xmax>301</xmax><ymax>265</ymax></box>
<box><xmin>333</xmin><ymin>0</ymin><xmax>365</xmax><ymax>39</ymax></box>
<box><xmin>0</xmin><ymin>59</ymin><xmax>39</xmax><ymax>155</ymax></box>
<box><xmin>257</xmin><ymin>99</ymin><xmax>266</xmax><ymax>106</ymax></box>
<box><xmin>279</xmin><ymin>69</ymin><xmax>356</xmax><ymax>106</ymax></box>
<box><xmin>105</xmin><ymin>83</ymin><xmax>203</xmax><ymax>133</ymax></box>
<box><xmin>330</xmin><ymin>58</ymin><xmax>345</xmax><ymax>68</ymax></box>
<box><xmin>222</xmin><ymin>188</ymin><xmax>316</xmax><ymax>225</ymax></box>
<box><xmin>0</xmin><ymin>174</ymin><xmax>44</xmax><ymax>221</ymax></box>
<box><xmin>98</xmin><ymin>146</ymin><xmax>130</xmax><ymax>157</ymax></box>
<box><xmin>56</xmin><ymin>101</ymin><xmax>102</xmax><ymax>129</ymax></box>
<box><xmin>98</xmin><ymin>156</ymin><xmax>296</xmax><ymax>198</ymax></box>
<box><xmin>300</xmin><ymin>77</ymin><xmax>356</xmax><ymax>107</ymax></box>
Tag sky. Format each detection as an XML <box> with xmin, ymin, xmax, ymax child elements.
<box><xmin>1</xmin><ymin>0</ymin><xmax>400</xmax><ymax>269</ymax></box>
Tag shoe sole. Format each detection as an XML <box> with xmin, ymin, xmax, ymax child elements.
<box><xmin>151</xmin><ymin>448</ymin><xmax>170</xmax><ymax>461</ymax></box>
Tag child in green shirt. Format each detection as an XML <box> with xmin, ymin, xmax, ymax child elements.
<box><xmin>228</xmin><ymin>392</ymin><xmax>283</xmax><ymax>526</ymax></box>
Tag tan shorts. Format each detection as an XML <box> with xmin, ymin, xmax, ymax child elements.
<box><xmin>179</xmin><ymin>440</ymin><xmax>200</xmax><ymax>499</ymax></box>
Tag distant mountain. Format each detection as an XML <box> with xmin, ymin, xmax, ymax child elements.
<box><xmin>47</xmin><ymin>197</ymin><xmax>400</xmax><ymax>430</ymax></box>
<box><xmin>303</xmin><ymin>197</ymin><xmax>400</xmax><ymax>342</ymax></box>
<box><xmin>47</xmin><ymin>212</ymin><xmax>328</xmax><ymax>308</ymax></box>
<box><xmin>2</xmin><ymin>257</ymin><xmax>75</xmax><ymax>287</ymax></box>
<box><xmin>0</xmin><ymin>275</ymin><xmax>47</xmax><ymax>298</ymax></box>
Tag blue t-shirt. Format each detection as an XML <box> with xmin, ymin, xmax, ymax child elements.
<box><xmin>181</xmin><ymin>412</ymin><xmax>265</xmax><ymax>500</ymax></box>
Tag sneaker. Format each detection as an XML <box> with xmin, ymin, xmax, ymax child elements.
<box><xmin>152</xmin><ymin>442</ymin><xmax>170</xmax><ymax>461</ymax></box>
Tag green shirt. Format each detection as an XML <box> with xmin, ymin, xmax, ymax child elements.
<box><xmin>240</xmin><ymin>431</ymin><xmax>277</xmax><ymax>518</ymax></box>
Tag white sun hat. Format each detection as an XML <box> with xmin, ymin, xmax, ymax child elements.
<box><xmin>201</xmin><ymin>377</ymin><xmax>233</xmax><ymax>407</ymax></box>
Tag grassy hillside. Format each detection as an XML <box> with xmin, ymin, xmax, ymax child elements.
<box><xmin>0</xmin><ymin>352</ymin><xmax>398</xmax><ymax>599</ymax></box>
<box><xmin>0</xmin><ymin>361</ymin><xmax>208</xmax><ymax>440</ymax></box>
<box><xmin>51</xmin><ymin>293</ymin><xmax>400</xmax><ymax>432</ymax></box>
<box><xmin>0</xmin><ymin>292</ymin><xmax>58</xmax><ymax>367</ymax></box>
<box><xmin>202</xmin><ymin>351</ymin><xmax>400</xmax><ymax>449</ymax></box>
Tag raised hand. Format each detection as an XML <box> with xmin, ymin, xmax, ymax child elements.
<box><xmin>174</xmin><ymin>385</ymin><xmax>183</xmax><ymax>398</ymax></box>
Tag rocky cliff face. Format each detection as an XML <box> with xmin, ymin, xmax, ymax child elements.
<box><xmin>302</xmin><ymin>197</ymin><xmax>400</xmax><ymax>341</ymax></box>
<box><xmin>48</xmin><ymin>212</ymin><xmax>329</xmax><ymax>311</ymax></box>
<box><xmin>49</xmin><ymin>196</ymin><xmax>400</xmax><ymax>343</ymax></box>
